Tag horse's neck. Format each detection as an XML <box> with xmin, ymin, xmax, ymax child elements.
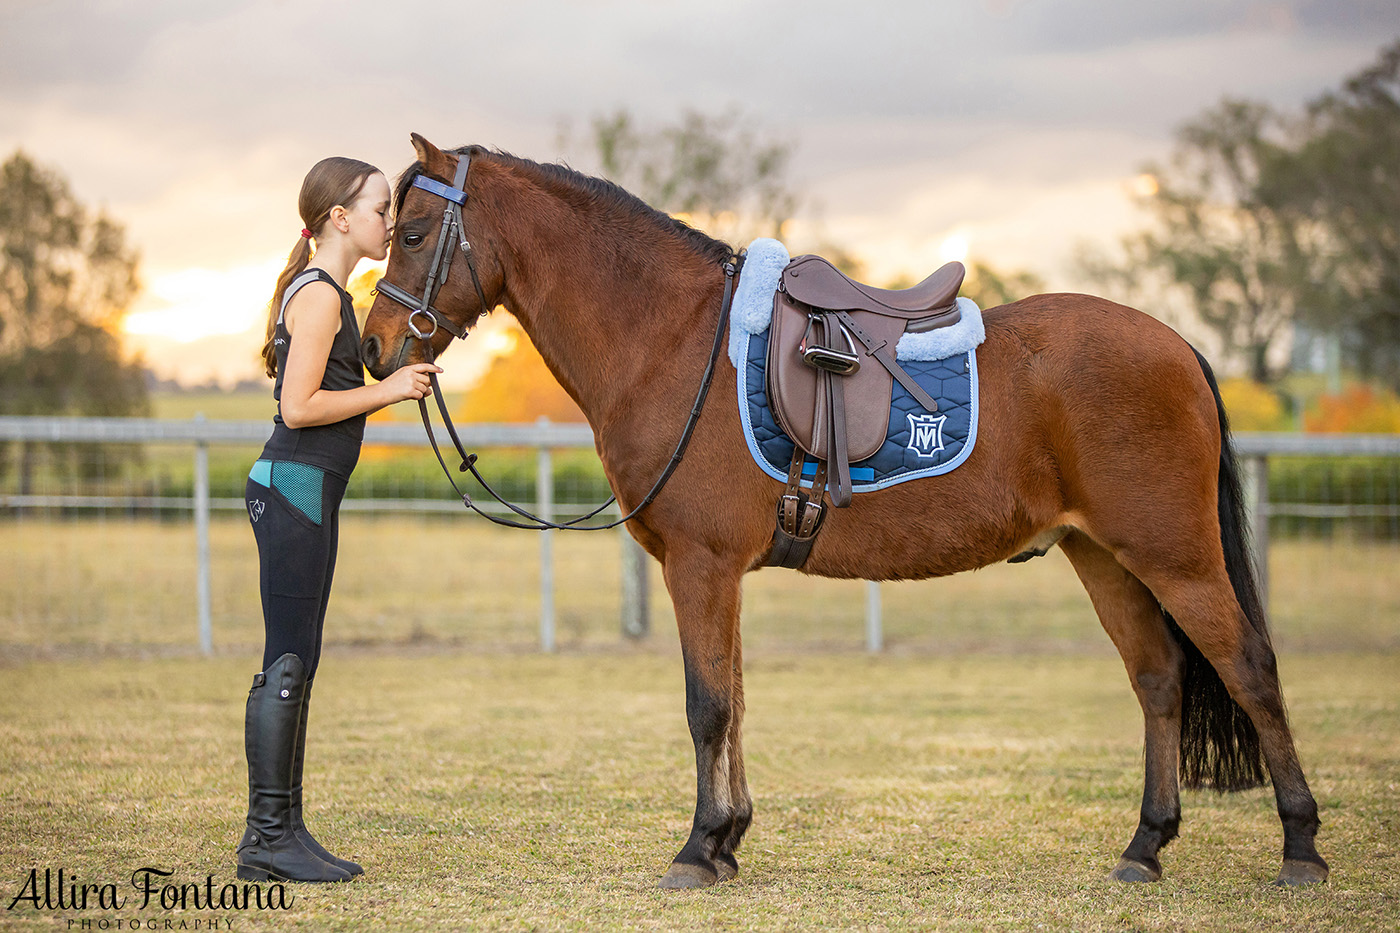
<box><xmin>494</xmin><ymin>205</ymin><xmax>723</xmax><ymax>429</ymax></box>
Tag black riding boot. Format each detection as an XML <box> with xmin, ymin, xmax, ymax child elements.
<box><xmin>236</xmin><ymin>653</ymin><xmax>351</xmax><ymax>883</ymax></box>
<box><xmin>290</xmin><ymin>680</ymin><xmax>363</xmax><ymax>876</ymax></box>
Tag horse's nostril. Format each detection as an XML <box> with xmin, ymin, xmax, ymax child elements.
<box><xmin>360</xmin><ymin>334</ymin><xmax>381</xmax><ymax>367</ymax></box>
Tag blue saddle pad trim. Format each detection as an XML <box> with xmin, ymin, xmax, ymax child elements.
<box><xmin>736</xmin><ymin>329</ymin><xmax>979</xmax><ymax>492</ymax></box>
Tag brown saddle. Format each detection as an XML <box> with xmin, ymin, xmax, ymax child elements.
<box><xmin>765</xmin><ymin>255</ymin><xmax>965</xmax><ymax>568</ymax></box>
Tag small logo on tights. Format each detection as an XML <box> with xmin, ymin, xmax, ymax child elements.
<box><xmin>249</xmin><ymin>499</ymin><xmax>265</xmax><ymax>522</ymax></box>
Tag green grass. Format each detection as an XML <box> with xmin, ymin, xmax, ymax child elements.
<box><xmin>151</xmin><ymin>388</ymin><xmax>278</xmax><ymax>422</ymax></box>
<box><xmin>0</xmin><ymin>651</ymin><xmax>1396</xmax><ymax>931</ymax></box>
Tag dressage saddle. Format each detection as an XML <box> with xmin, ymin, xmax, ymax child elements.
<box><xmin>765</xmin><ymin>255</ymin><xmax>965</xmax><ymax>568</ymax></box>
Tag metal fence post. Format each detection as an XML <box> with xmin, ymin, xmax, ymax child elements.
<box><xmin>865</xmin><ymin>580</ymin><xmax>883</xmax><ymax>653</ymax></box>
<box><xmin>1242</xmin><ymin>454</ymin><xmax>1271</xmax><ymax>614</ymax></box>
<box><xmin>193</xmin><ymin>413</ymin><xmax>213</xmax><ymax>656</ymax></box>
<box><xmin>621</xmin><ymin>530</ymin><xmax>650</xmax><ymax>639</ymax></box>
<box><xmin>537</xmin><ymin>417</ymin><xmax>555</xmax><ymax>653</ymax></box>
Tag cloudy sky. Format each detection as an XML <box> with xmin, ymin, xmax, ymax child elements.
<box><xmin>2</xmin><ymin>0</ymin><xmax>1396</xmax><ymax>385</ymax></box>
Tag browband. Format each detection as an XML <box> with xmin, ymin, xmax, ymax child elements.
<box><xmin>412</xmin><ymin>175</ymin><xmax>468</xmax><ymax>205</ymax></box>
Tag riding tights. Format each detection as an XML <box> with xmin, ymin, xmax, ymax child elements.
<box><xmin>245</xmin><ymin>460</ymin><xmax>348</xmax><ymax>680</ymax></box>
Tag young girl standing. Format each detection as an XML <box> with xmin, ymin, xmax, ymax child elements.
<box><xmin>238</xmin><ymin>157</ymin><xmax>439</xmax><ymax>883</ymax></box>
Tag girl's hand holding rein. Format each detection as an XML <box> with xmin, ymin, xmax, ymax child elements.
<box><xmin>378</xmin><ymin>362</ymin><xmax>441</xmax><ymax>404</ymax></box>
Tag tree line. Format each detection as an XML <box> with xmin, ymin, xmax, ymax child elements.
<box><xmin>1081</xmin><ymin>40</ymin><xmax>1400</xmax><ymax>390</ymax></box>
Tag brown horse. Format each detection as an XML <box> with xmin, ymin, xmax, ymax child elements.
<box><xmin>360</xmin><ymin>135</ymin><xmax>1328</xmax><ymax>889</ymax></box>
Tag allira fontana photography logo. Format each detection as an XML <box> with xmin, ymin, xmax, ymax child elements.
<box><xmin>6</xmin><ymin>866</ymin><xmax>295</xmax><ymax>927</ymax></box>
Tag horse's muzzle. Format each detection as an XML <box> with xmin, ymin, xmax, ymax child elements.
<box><xmin>360</xmin><ymin>333</ymin><xmax>397</xmax><ymax>382</ymax></box>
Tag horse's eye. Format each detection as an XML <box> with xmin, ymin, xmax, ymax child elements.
<box><xmin>402</xmin><ymin>233</ymin><xmax>424</xmax><ymax>248</ymax></box>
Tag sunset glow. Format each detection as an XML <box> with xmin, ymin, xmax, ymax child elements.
<box><xmin>123</xmin><ymin>258</ymin><xmax>285</xmax><ymax>344</ymax></box>
<box><xmin>939</xmin><ymin>232</ymin><xmax>971</xmax><ymax>264</ymax></box>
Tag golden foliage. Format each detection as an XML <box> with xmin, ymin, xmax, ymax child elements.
<box><xmin>1305</xmin><ymin>385</ymin><xmax>1400</xmax><ymax>433</ymax></box>
<box><xmin>464</xmin><ymin>324</ymin><xmax>586</xmax><ymax>423</ymax></box>
<box><xmin>1218</xmin><ymin>378</ymin><xmax>1288</xmax><ymax>431</ymax></box>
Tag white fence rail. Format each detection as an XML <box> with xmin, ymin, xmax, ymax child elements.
<box><xmin>2</xmin><ymin>417</ymin><xmax>1398</xmax><ymax>655</ymax></box>
<box><xmin>0</xmin><ymin>415</ymin><xmax>642</xmax><ymax>655</ymax></box>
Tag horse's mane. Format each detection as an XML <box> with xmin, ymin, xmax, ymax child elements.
<box><xmin>394</xmin><ymin>146</ymin><xmax>734</xmax><ymax>265</ymax></box>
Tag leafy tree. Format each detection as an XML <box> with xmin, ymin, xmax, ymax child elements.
<box><xmin>573</xmin><ymin>108</ymin><xmax>799</xmax><ymax>244</ymax></box>
<box><xmin>961</xmin><ymin>262</ymin><xmax>1046</xmax><ymax>310</ymax></box>
<box><xmin>1273</xmin><ymin>40</ymin><xmax>1400</xmax><ymax>388</ymax></box>
<box><xmin>1083</xmin><ymin>100</ymin><xmax>1321</xmax><ymax>382</ymax></box>
<box><xmin>1082</xmin><ymin>43</ymin><xmax>1400</xmax><ymax>387</ymax></box>
<box><xmin>882</xmin><ymin>260</ymin><xmax>1044</xmax><ymax>310</ymax></box>
<box><xmin>0</xmin><ymin>150</ymin><xmax>148</xmax><ymax>491</ymax></box>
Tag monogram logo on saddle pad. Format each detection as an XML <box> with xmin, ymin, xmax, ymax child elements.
<box><xmin>248</xmin><ymin>499</ymin><xmax>265</xmax><ymax>523</ymax></box>
<box><xmin>906</xmin><ymin>413</ymin><xmax>948</xmax><ymax>458</ymax></box>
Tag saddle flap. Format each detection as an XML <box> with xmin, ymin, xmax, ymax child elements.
<box><xmin>781</xmin><ymin>254</ymin><xmax>966</xmax><ymax>317</ymax></box>
<box><xmin>767</xmin><ymin>291</ymin><xmax>898</xmax><ymax>463</ymax></box>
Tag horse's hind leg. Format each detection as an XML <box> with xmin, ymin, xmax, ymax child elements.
<box><xmin>1120</xmin><ymin>550</ymin><xmax>1328</xmax><ymax>885</ymax></box>
<box><xmin>1061</xmin><ymin>533</ymin><xmax>1185</xmax><ymax>882</ymax></box>
<box><xmin>657</xmin><ymin>545</ymin><xmax>750</xmax><ymax>889</ymax></box>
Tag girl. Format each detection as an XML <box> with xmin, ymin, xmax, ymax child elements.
<box><xmin>238</xmin><ymin>157</ymin><xmax>439</xmax><ymax>882</ymax></box>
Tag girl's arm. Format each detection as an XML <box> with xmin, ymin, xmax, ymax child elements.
<box><xmin>279</xmin><ymin>283</ymin><xmax>437</xmax><ymax>429</ymax></box>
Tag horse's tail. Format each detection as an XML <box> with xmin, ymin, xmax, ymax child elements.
<box><xmin>1164</xmin><ymin>347</ymin><xmax>1269</xmax><ymax>792</ymax></box>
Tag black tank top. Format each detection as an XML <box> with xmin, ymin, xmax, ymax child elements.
<box><xmin>258</xmin><ymin>268</ymin><xmax>367</xmax><ymax>479</ymax></box>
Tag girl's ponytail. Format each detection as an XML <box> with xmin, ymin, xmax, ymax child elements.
<box><xmin>261</xmin><ymin>235</ymin><xmax>313</xmax><ymax>378</ymax></box>
<box><xmin>260</xmin><ymin>157</ymin><xmax>378</xmax><ymax>378</ymax></box>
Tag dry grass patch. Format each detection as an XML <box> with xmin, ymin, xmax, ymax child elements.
<box><xmin>1</xmin><ymin>651</ymin><xmax>1396</xmax><ymax>931</ymax></box>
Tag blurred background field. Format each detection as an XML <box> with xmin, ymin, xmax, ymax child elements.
<box><xmin>3</xmin><ymin>515</ymin><xmax>1397</xmax><ymax>660</ymax></box>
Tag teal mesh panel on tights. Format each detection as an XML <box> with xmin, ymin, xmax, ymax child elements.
<box><xmin>270</xmin><ymin>461</ymin><xmax>324</xmax><ymax>525</ymax></box>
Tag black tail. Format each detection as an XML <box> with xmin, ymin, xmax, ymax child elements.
<box><xmin>1167</xmin><ymin>348</ymin><xmax>1268</xmax><ymax>792</ymax></box>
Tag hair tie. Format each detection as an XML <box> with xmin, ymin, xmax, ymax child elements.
<box><xmin>300</xmin><ymin>228</ymin><xmax>313</xmax><ymax>239</ymax></box>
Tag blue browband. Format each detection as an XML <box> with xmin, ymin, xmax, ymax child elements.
<box><xmin>412</xmin><ymin>175</ymin><xmax>467</xmax><ymax>205</ymax></box>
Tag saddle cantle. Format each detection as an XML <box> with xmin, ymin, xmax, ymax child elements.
<box><xmin>764</xmin><ymin>255</ymin><xmax>966</xmax><ymax>568</ymax></box>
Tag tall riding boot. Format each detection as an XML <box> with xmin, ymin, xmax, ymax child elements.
<box><xmin>236</xmin><ymin>653</ymin><xmax>351</xmax><ymax>882</ymax></box>
<box><xmin>290</xmin><ymin>680</ymin><xmax>363</xmax><ymax>876</ymax></box>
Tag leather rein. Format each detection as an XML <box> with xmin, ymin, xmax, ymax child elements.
<box><xmin>373</xmin><ymin>152</ymin><xmax>743</xmax><ymax>531</ymax></box>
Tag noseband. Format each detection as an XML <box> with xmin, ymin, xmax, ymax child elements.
<box><xmin>374</xmin><ymin>150</ymin><xmax>746</xmax><ymax>532</ymax></box>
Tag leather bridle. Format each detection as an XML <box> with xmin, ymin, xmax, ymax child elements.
<box><xmin>374</xmin><ymin>150</ymin><xmax>744</xmax><ymax>531</ymax></box>
<box><xmin>374</xmin><ymin>152</ymin><xmax>490</xmax><ymax>344</ymax></box>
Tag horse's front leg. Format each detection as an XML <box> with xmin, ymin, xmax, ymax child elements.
<box><xmin>658</xmin><ymin>545</ymin><xmax>750</xmax><ymax>890</ymax></box>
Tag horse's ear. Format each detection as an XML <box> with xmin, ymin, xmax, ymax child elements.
<box><xmin>410</xmin><ymin>133</ymin><xmax>449</xmax><ymax>174</ymax></box>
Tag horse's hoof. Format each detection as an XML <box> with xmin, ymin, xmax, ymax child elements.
<box><xmin>1274</xmin><ymin>859</ymin><xmax>1328</xmax><ymax>886</ymax></box>
<box><xmin>714</xmin><ymin>854</ymin><xmax>739</xmax><ymax>883</ymax></box>
<box><xmin>1108</xmin><ymin>857</ymin><xmax>1161</xmax><ymax>883</ymax></box>
<box><xmin>658</xmin><ymin>862</ymin><xmax>718</xmax><ymax>890</ymax></box>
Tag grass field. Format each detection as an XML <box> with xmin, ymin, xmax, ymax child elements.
<box><xmin>1</xmin><ymin>651</ymin><xmax>1396</xmax><ymax>931</ymax></box>
<box><xmin>2</xmin><ymin>518</ymin><xmax>1398</xmax><ymax>929</ymax></box>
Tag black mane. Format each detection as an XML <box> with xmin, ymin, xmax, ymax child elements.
<box><xmin>394</xmin><ymin>146</ymin><xmax>734</xmax><ymax>265</ymax></box>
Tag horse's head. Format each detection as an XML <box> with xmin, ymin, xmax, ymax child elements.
<box><xmin>361</xmin><ymin>134</ymin><xmax>500</xmax><ymax>381</ymax></box>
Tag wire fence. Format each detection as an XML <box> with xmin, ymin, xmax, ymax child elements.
<box><xmin>2</xmin><ymin>417</ymin><xmax>1397</xmax><ymax>659</ymax></box>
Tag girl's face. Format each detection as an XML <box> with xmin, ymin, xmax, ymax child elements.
<box><xmin>341</xmin><ymin>172</ymin><xmax>393</xmax><ymax>262</ymax></box>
